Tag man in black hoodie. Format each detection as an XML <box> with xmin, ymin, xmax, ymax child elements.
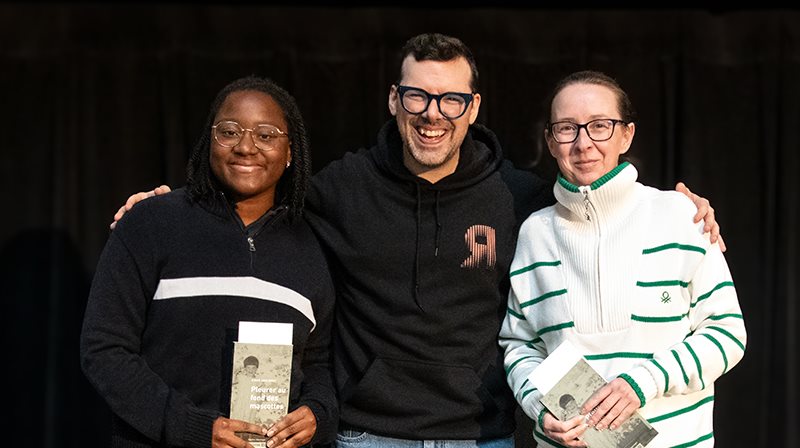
<box><xmin>304</xmin><ymin>34</ymin><xmax>551</xmax><ymax>448</ymax></box>
<box><xmin>112</xmin><ymin>33</ymin><xmax>721</xmax><ymax>448</ymax></box>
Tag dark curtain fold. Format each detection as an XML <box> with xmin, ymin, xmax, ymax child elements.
<box><xmin>1</xmin><ymin>5</ymin><xmax>796</xmax><ymax>447</ymax></box>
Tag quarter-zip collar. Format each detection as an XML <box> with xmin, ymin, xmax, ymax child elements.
<box><xmin>196</xmin><ymin>191</ymin><xmax>289</xmax><ymax>255</ymax></box>
<box><xmin>554</xmin><ymin>162</ymin><xmax>638</xmax><ymax>224</ymax></box>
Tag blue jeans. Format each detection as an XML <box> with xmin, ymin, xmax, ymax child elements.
<box><xmin>335</xmin><ymin>430</ymin><xmax>515</xmax><ymax>448</ymax></box>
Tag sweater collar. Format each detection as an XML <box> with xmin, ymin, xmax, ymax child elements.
<box><xmin>554</xmin><ymin>162</ymin><xmax>638</xmax><ymax>224</ymax></box>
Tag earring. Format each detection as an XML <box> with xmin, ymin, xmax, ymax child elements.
<box><xmin>286</xmin><ymin>161</ymin><xmax>291</xmax><ymax>168</ymax></box>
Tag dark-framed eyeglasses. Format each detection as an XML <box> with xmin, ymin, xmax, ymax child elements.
<box><xmin>396</xmin><ymin>85</ymin><xmax>475</xmax><ymax>119</ymax></box>
<box><xmin>212</xmin><ymin>121</ymin><xmax>289</xmax><ymax>151</ymax></box>
<box><xmin>547</xmin><ymin>119</ymin><xmax>628</xmax><ymax>143</ymax></box>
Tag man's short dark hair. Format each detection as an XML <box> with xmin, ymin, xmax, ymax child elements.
<box><xmin>397</xmin><ymin>33</ymin><xmax>479</xmax><ymax>92</ymax></box>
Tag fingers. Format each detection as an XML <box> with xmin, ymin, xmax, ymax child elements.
<box><xmin>677</xmin><ymin>182</ymin><xmax>725</xmax><ymax>246</ymax></box>
<box><xmin>580</xmin><ymin>384</ymin><xmax>612</xmax><ymax>416</ymax></box>
<box><xmin>109</xmin><ymin>204</ymin><xmax>128</xmax><ymax>230</ymax></box>
<box><xmin>542</xmin><ymin>413</ymin><xmax>587</xmax><ymax>447</ymax></box>
<box><xmin>125</xmin><ymin>191</ymin><xmax>154</xmax><ymax>211</ymax></box>
<box><xmin>267</xmin><ymin>407</ymin><xmax>316</xmax><ymax>448</ymax></box>
<box><xmin>212</xmin><ymin>417</ymin><xmax>267</xmax><ymax>448</ymax></box>
<box><xmin>717</xmin><ymin>234</ymin><xmax>727</xmax><ymax>253</ymax></box>
<box><xmin>111</xmin><ymin>185</ymin><xmax>170</xmax><ymax>230</ymax></box>
<box><xmin>675</xmin><ymin>181</ymin><xmax>689</xmax><ymax>196</ymax></box>
<box><xmin>594</xmin><ymin>398</ymin><xmax>637</xmax><ymax>431</ymax></box>
<box><xmin>584</xmin><ymin>379</ymin><xmax>640</xmax><ymax>429</ymax></box>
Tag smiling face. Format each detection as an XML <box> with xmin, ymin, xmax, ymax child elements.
<box><xmin>210</xmin><ymin>90</ymin><xmax>291</xmax><ymax>207</ymax></box>
<box><xmin>388</xmin><ymin>56</ymin><xmax>481</xmax><ymax>183</ymax></box>
<box><xmin>546</xmin><ymin>82</ymin><xmax>635</xmax><ymax>186</ymax></box>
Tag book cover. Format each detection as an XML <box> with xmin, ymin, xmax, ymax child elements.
<box><xmin>540</xmin><ymin>357</ymin><xmax>658</xmax><ymax>448</ymax></box>
<box><xmin>229</xmin><ymin>322</ymin><xmax>293</xmax><ymax>447</ymax></box>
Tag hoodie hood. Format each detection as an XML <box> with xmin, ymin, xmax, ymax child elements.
<box><xmin>371</xmin><ymin>119</ymin><xmax>504</xmax><ymax>190</ymax></box>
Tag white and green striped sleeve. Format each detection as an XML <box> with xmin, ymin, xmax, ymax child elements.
<box><xmin>499</xmin><ymin>271</ymin><xmax>548</xmax><ymax>421</ymax></box>
<box><xmin>626</xmin><ymin>242</ymin><xmax>747</xmax><ymax>403</ymax></box>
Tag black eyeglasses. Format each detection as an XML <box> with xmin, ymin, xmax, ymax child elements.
<box><xmin>396</xmin><ymin>85</ymin><xmax>475</xmax><ymax>119</ymax></box>
<box><xmin>547</xmin><ymin>119</ymin><xmax>628</xmax><ymax>143</ymax></box>
<box><xmin>212</xmin><ymin>121</ymin><xmax>289</xmax><ymax>151</ymax></box>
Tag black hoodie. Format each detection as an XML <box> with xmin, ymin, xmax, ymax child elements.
<box><xmin>306</xmin><ymin>120</ymin><xmax>554</xmax><ymax>440</ymax></box>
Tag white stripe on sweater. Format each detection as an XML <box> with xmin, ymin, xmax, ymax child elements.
<box><xmin>153</xmin><ymin>276</ymin><xmax>316</xmax><ymax>330</ymax></box>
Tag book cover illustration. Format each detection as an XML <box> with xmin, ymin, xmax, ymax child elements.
<box><xmin>230</xmin><ymin>322</ymin><xmax>293</xmax><ymax>448</ymax></box>
<box><xmin>540</xmin><ymin>358</ymin><xmax>658</xmax><ymax>448</ymax></box>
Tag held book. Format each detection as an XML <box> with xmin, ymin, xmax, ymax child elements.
<box><xmin>533</xmin><ymin>341</ymin><xmax>658</xmax><ymax>448</ymax></box>
<box><xmin>229</xmin><ymin>321</ymin><xmax>293</xmax><ymax>448</ymax></box>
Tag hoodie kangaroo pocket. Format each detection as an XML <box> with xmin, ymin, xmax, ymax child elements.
<box><xmin>348</xmin><ymin>357</ymin><xmax>492</xmax><ymax>422</ymax></box>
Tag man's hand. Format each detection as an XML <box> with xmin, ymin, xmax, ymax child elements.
<box><xmin>109</xmin><ymin>185</ymin><xmax>172</xmax><ymax>230</ymax></box>
<box><xmin>581</xmin><ymin>377</ymin><xmax>640</xmax><ymax>431</ymax></box>
<box><xmin>675</xmin><ymin>182</ymin><xmax>726</xmax><ymax>252</ymax></box>
<box><xmin>265</xmin><ymin>405</ymin><xmax>317</xmax><ymax>448</ymax></box>
<box><xmin>212</xmin><ymin>416</ymin><xmax>267</xmax><ymax>448</ymax></box>
<box><xmin>541</xmin><ymin>412</ymin><xmax>588</xmax><ymax>447</ymax></box>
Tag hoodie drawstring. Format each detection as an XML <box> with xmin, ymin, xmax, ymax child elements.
<box><xmin>434</xmin><ymin>191</ymin><xmax>442</xmax><ymax>257</ymax></box>
<box><xmin>414</xmin><ymin>185</ymin><xmax>423</xmax><ymax>311</ymax></box>
<box><xmin>413</xmin><ymin>188</ymin><xmax>443</xmax><ymax>312</ymax></box>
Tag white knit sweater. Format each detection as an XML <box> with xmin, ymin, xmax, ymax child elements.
<box><xmin>499</xmin><ymin>163</ymin><xmax>746</xmax><ymax>448</ymax></box>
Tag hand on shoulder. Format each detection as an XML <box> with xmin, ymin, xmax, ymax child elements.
<box><xmin>109</xmin><ymin>185</ymin><xmax>172</xmax><ymax>230</ymax></box>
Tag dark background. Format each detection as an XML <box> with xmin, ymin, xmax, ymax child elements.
<box><xmin>2</xmin><ymin>4</ymin><xmax>797</xmax><ymax>447</ymax></box>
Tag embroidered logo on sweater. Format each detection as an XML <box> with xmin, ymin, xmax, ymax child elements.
<box><xmin>661</xmin><ymin>291</ymin><xmax>672</xmax><ymax>303</ymax></box>
<box><xmin>461</xmin><ymin>224</ymin><xmax>496</xmax><ymax>269</ymax></box>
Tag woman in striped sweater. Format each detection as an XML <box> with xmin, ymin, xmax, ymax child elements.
<box><xmin>499</xmin><ymin>71</ymin><xmax>746</xmax><ymax>448</ymax></box>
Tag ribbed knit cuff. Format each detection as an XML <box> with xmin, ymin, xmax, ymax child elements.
<box><xmin>299</xmin><ymin>400</ymin><xmax>336</xmax><ymax>445</ymax></box>
<box><xmin>537</xmin><ymin>408</ymin><xmax>548</xmax><ymax>431</ymax></box>
<box><xmin>618</xmin><ymin>373</ymin><xmax>646</xmax><ymax>408</ymax></box>
<box><xmin>182</xmin><ymin>406</ymin><xmax>220</xmax><ymax>448</ymax></box>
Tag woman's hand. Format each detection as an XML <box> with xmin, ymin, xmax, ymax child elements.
<box><xmin>581</xmin><ymin>377</ymin><xmax>641</xmax><ymax>431</ymax></box>
<box><xmin>265</xmin><ymin>405</ymin><xmax>317</xmax><ymax>448</ymax></box>
<box><xmin>212</xmin><ymin>416</ymin><xmax>267</xmax><ymax>448</ymax></box>
<box><xmin>542</xmin><ymin>412</ymin><xmax>588</xmax><ymax>447</ymax></box>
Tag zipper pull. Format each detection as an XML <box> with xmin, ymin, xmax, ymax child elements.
<box><xmin>247</xmin><ymin>236</ymin><xmax>256</xmax><ymax>252</ymax></box>
<box><xmin>582</xmin><ymin>189</ymin><xmax>591</xmax><ymax>221</ymax></box>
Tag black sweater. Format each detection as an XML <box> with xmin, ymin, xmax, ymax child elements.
<box><xmin>80</xmin><ymin>189</ymin><xmax>338</xmax><ymax>447</ymax></box>
<box><xmin>305</xmin><ymin>120</ymin><xmax>553</xmax><ymax>440</ymax></box>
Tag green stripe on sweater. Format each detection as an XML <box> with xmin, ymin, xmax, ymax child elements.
<box><xmin>701</xmin><ymin>333</ymin><xmax>729</xmax><ymax>373</ymax></box>
<box><xmin>510</xmin><ymin>260</ymin><xmax>561</xmax><ymax>277</ymax></box>
<box><xmin>692</xmin><ymin>281</ymin><xmax>735</xmax><ymax>307</ymax></box>
<box><xmin>507</xmin><ymin>307</ymin><xmax>525</xmax><ymax>320</ymax></box>
<box><xmin>651</xmin><ymin>359</ymin><xmax>670</xmax><ymax>394</ymax></box>
<box><xmin>642</xmin><ymin>243</ymin><xmax>706</xmax><ymax>255</ymax></box>
<box><xmin>707</xmin><ymin>313</ymin><xmax>743</xmax><ymax>321</ymax></box>
<box><xmin>637</xmin><ymin>280</ymin><xmax>690</xmax><ymax>288</ymax></box>
<box><xmin>558</xmin><ymin>161</ymin><xmax>630</xmax><ymax>192</ymax></box>
<box><xmin>538</xmin><ymin>321</ymin><xmax>575</xmax><ymax>335</ymax></box>
<box><xmin>505</xmin><ymin>356</ymin><xmax>534</xmax><ymax>376</ymax></box>
<box><xmin>684</xmin><ymin>341</ymin><xmax>705</xmax><ymax>389</ymax></box>
<box><xmin>672</xmin><ymin>349</ymin><xmax>689</xmax><ymax>385</ymax></box>
<box><xmin>585</xmin><ymin>352</ymin><xmax>653</xmax><ymax>360</ymax></box>
<box><xmin>648</xmin><ymin>395</ymin><xmax>714</xmax><ymax>423</ymax></box>
<box><xmin>632</xmin><ymin>313</ymin><xmax>688</xmax><ymax>323</ymax></box>
<box><xmin>521</xmin><ymin>289</ymin><xmax>567</xmax><ymax>308</ymax></box>
<box><xmin>707</xmin><ymin>325</ymin><xmax>746</xmax><ymax>351</ymax></box>
<box><xmin>671</xmin><ymin>431</ymin><xmax>714</xmax><ymax>447</ymax></box>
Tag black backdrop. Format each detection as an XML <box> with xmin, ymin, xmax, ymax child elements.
<box><xmin>2</xmin><ymin>4</ymin><xmax>797</xmax><ymax>447</ymax></box>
